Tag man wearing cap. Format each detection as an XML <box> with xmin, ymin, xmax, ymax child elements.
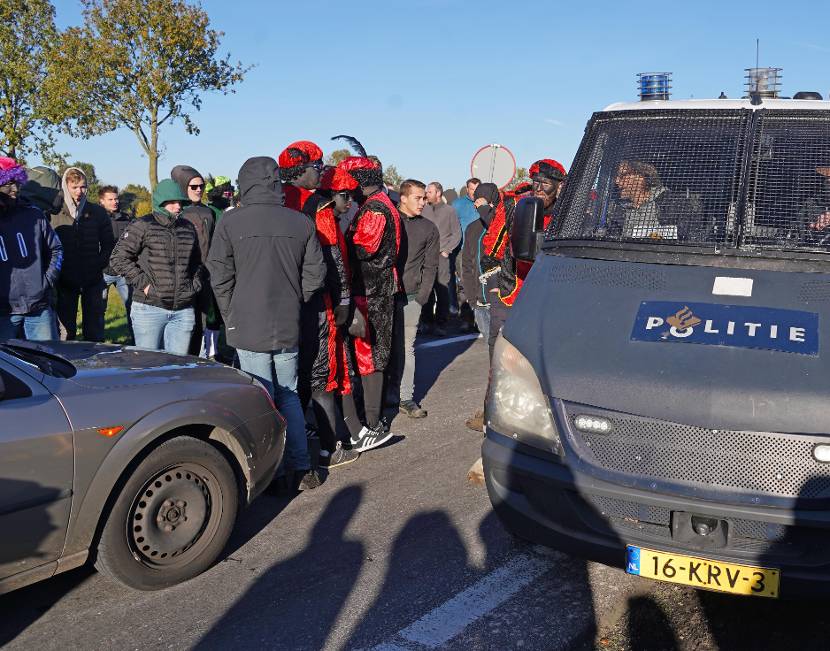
<box><xmin>279</xmin><ymin>141</ymin><xmax>324</xmax><ymax>212</ymax></box>
<box><xmin>489</xmin><ymin>159</ymin><xmax>566</xmax><ymax>350</ymax></box>
<box><xmin>339</xmin><ymin>156</ymin><xmax>401</xmax><ymax>451</ymax></box>
<box><xmin>0</xmin><ymin>158</ymin><xmax>63</xmax><ymax>341</ymax></box>
<box><xmin>171</xmin><ymin>165</ymin><xmax>216</xmax><ymax>356</ymax></box>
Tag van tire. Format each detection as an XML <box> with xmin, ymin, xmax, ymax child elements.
<box><xmin>94</xmin><ymin>436</ymin><xmax>238</xmax><ymax>590</ymax></box>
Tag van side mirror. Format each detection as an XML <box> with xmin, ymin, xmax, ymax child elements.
<box><xmin>511</xmin><ymin>197</ymin><xmax>546</xmax><ymax>262</ymax></box>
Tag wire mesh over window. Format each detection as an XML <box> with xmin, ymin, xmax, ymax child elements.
<box><xmin>552</xmin><ymin>110</ymin><xmax>750</xmax><ymax>249</ymax></box>
<box><xmin>745</xmin><ymin>112</ymin><xmax>830</xmax><ymax>253</ymax></box>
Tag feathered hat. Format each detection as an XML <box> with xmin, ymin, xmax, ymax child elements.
<box><xmin>0</xmin><ymin>157</ymin><xmax>28</xmax><ymax>187</ymax></box>
<box><xmin>278</xmin><ymin>141</ymin><xmax>323</xmax><ymax>182</ymax></box>
<box><xmin>331</xmin><ymin>135</ymin><xmax>384</xmax><ymax>188</ymax></box>
<box><xmin>529</xmin><ymin>159</ymin><xmax>567</xmax><ymax>183</ymax></box>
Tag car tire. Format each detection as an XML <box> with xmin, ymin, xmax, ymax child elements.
<box><xmin>94</xmin><ymin>436</ymin><xmax>238</xmax><ymax>591</ymax></box>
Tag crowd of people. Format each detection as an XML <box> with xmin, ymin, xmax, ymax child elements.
<box><xmin>0</xmin><ymin>144</ymin><xmax>567</xmax><ymax>491</ymax></box>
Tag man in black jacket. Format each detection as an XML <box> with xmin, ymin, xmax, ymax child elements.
<box><xmin>52</xmin><ymin>166</ymin><xmax>114</xmax><ymax>341</ymax></box>
<box><xmin>171</xmin><ymin>164</ymin><xmax>216</xmax><ymax>356</ymax></box>
<box><xmin>0</xmin><ymin>158</ymin><xmax>63</xmax><ymax>341</ymax></box>
<box><xmin>207</xmin><ymin>156</ymin><xmax>327</xmax><ymax>491</ymax></box>
<box><xmin>391</xmin><ymin>179</ymin><xmax>438</xmax><ymax>418</ymax></box>
<box><xmin>109</xmin><ymin>179</ymin><xmax>203</xmax><ymax>354</ymax></box>
<box><xmin>99</xmin><ymin>185</ymin><xmax>133</xmax><ymax>343</ymax></box>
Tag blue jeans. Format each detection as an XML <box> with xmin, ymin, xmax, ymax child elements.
<box><xmin>130</xmin><ymin>302</ymin><xmax>195</xmax><ymax>355</ymax></box>
<box><xmin>236</xmin><ymin>347</ymin><xmax>310</xmax><ymax>472</ymax></box>
<box><xmin>104</xmin><ymin>273</ymin><xmax>133</xmax><ymax>343</ymax></box>
<box><xmin>0</xmin><ymin>307</ymin><xmax>57</xmax><ymax>341</ymax></box>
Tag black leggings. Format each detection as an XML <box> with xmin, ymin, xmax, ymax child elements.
<box><xmin>361</xmin><ymin>371</ymin><xmax>384</xmax><ymax>429</ymax></box>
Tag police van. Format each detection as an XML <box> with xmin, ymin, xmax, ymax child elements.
<box><xmin>483</xmin><ymin>79</ymin><xmax>830</xmax><ymax>598</ymax></box>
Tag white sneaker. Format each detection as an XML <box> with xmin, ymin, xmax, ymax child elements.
<box><xmin>350</xmin><ymin>425</ymin><xmax>394</xmax><ymax>452</ymax></box>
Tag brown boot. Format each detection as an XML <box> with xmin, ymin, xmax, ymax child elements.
<box><xmin>465</xmin><ymin>410</ymin><xmax>484</xmax><ymax>432</ymax></box>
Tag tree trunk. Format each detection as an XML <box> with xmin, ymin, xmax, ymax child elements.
<box><xmin>148</xmin><ymin>148</ymin><xmax>158</xmax><ymax>191</ymax></box>
<box><xmin>147</xmin><ymin>113</ymin><xmax>159</xmax><ymax>190</ymax></box>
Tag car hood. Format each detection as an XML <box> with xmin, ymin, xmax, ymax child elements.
<box><xmin>11</xmin><ymin>341</ymin><xmax>252</xmax><ymax>389</ymax></box>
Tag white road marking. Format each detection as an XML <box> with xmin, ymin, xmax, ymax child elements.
<box><xmin>373</xmin><ymin>553</ymin><xmax>551</xmax><ymax>649</ymax></box>
<box><xmin>416</xmin><ymin>334</ymin><xmax>481</xmax><ymax>350</ymax></box>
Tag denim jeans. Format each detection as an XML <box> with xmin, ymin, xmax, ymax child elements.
<box><xmin>130</xmin><ymin>302</ymin><xmax>195</xmax><ymax>355</ymax></box>
<box><xmin>0</xmin><ymin>307</ymin><xmax>58</xmax><ymax>341</ymax></box>
<box><xmin>103</xmin><ymin>273</ymin><xmax>133</xmax><ymax>343</ymax></box>
<box><xmin>474</xmin><ymin>305</ymin><xmax>490</xmax><ymax>346</ymax></box>
<box><xmin>236</xmin><ymin>347</ymin><xmax>310</xmax><ymax>472</ymax></box>
<box><xmin>393</xmin><ymin>295</ymin><xmax>421</xmax><ymax>402</ymax></box>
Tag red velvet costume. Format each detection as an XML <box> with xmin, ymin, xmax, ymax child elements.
<box><xmin>340</xmin><ymin>157</ymin><xmax>401</xmax><ymax>376</ymax></box>
<box><xmin>496</xmin><ymin>159</ymin><xmax>566</xmax><ymax>306</ymax></box>
<box><xmin>302</xmin><ymin>167</ymin><xmax>357</xmax><ymax>393</ymax></box>
<box><xmin>278</xmin><ymin>140</ymin><xmax>323</xmax><ymax>211</ymax></box>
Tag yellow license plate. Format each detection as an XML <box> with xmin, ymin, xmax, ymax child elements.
<box><xmin>626</xmin><ymin>545</ymin><xmax>780</xmax><ymax>598</ymax></box>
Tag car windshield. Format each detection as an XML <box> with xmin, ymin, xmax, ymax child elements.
<box><xmin>549</xmin><ymin>108</ymin><xmax>830</xmax><ymax>255</ymax></box>
<box><xmin>0</xmin><ymin>343</ymin><xmax>76</xmax><ymax>378</ymax></box>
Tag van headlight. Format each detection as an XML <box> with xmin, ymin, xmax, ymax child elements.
<box><xmin>485</xmin><ymin>333</ymin><xmax>562</xmax><ymax>455</ymax></box>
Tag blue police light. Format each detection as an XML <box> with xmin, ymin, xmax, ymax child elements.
<box><xmin>638</xmin><ymin>72</ymin><xmax>672</xmax><ymax>101</ymax></box>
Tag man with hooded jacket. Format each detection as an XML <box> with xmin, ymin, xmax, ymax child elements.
<box><xmin>110</xmin><ymin>179</ymin><xmax>203</xmax><ymax>355</ymax></box>
<box><xmin>51</xmin><ymin>166</ymin><xmax>114</xmax><ymax>341</ymax></box>
<box><xmin>207</xmin><ymin>156</ymin><xmax>327</xmax><ymax>492</ymax></box>
<box><xmin>171</xmin><ymin>165</ymin><xmax>217</xmax><ymax>355</ymax></box>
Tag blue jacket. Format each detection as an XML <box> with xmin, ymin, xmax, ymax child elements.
<box><xmin>452</xmin><ymin>196</ymin><xmax>479</xmax><ymax>243</ymax></box>
<box><xmin>0</xmin><ymin>204</ymin><xmax>63</xmax><ymax>315</ymax></box>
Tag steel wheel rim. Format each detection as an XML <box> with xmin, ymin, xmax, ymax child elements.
<box><xmin>127</xmin><ymin>462</ymin><xmax>223</xmax><ymax>568</ymax></box>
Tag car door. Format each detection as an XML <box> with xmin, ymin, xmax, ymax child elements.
<box><xmin>0</xmin><ymin>356</ymin><xmax>74</xmax><ymax>580</ymax></box>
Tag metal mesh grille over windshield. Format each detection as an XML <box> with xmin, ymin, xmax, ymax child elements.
<box><xmin>553</xmin><ymin>110</ymin><xmax>749</xmax><ymax>248</ymax></box>
<box><xmin>745</xmin><ymin>112</ymin><xmax>830</xmax><ymax>251</ymax></box>
<box><xmin>552</xmin><ymin>108</ymin><xmax>830</xmax><ymax>254</ymax></box>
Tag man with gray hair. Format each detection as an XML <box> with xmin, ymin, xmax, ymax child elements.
<box><xmin>421</xmin><ymin>181</ymin><xmax>461</xmax><ymax>336</ymax></box>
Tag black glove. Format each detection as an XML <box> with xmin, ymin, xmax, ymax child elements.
<box><xmin>348</xmin><ymin>308</ymin><xmax>367</xmax><ymax>338</ymax></box>
<box><xmin>334</xmin><ymin>303</ymin><xmax>350</xmax><ymax>327</ymax></box>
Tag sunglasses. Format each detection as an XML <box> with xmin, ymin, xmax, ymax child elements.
<box><xmin>189</xmin><ymin>184</ymin><xmax>205</xmax><ymax>190</ymax></box>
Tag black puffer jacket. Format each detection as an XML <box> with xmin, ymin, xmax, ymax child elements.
<box><xmin>51</xmin><ymin>202</ymin><xmax>114</xmax><ymax>289</ymax></box>
<box><xmin>109</xmin><ymin>212</ymin><xmax>203</xmax><ymax>310</ymax></box>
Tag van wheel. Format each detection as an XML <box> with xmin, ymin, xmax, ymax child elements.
<box><xmin>94</xmin><ymin>436</ymin><xmax>238</xmax><ymax>590</ymax></box>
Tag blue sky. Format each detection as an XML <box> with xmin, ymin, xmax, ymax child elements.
<box><xmin>47</xmin><ymin>0</ymin><xmax>830</xmax><ymax>192</ymax></box>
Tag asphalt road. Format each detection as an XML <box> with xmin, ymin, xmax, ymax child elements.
<box><xmin>4</xmin><ymin>335</ymin><xmax>830</xmax><ymax>650</ymax></box>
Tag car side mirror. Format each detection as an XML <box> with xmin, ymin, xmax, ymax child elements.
<box><xmin>511</xmin><ymin>197</ymin><xmax>546</xmax><ymax>262</ymax></box>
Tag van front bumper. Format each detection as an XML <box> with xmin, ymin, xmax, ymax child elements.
<box><xmin>483</xmin><ymin>430</ymin><xmax>830</xmax><ymax>598</ymax></box>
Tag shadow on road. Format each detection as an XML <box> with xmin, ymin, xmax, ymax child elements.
<box><xmin>196</xmin><ymin>485</ymin><xmax>365</xmax><ymax>650</ymax></box>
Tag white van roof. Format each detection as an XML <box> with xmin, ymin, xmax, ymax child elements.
<box><xmin>602</xmin><ymin>98</ymin><xmax>830</xmax><ymax>112</ymax></box>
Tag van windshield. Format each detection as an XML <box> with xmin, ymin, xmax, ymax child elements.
<box><xmin>549</xmin><ymin>108</ymin><xmax>830</xmax><ymax>255</ymax></box>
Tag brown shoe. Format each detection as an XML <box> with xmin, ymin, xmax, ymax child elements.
<box><xmin>465</xmin><ymin>410</ymin><xmax>484</xmax><ymax>432</ymax></box>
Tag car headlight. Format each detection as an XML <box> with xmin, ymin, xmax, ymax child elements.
<box><xmin>485</xmin><ymin>333</ymin><xmax>562</xmax><ymax>455</ymax></box>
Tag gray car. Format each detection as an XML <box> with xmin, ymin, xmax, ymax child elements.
<box><xmin>0</xmin><ymin>340</ymin><xmax>285</xmax><ymax>594</ymax></box>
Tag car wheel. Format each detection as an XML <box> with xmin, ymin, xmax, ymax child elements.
<box><xmin>95</xmin><ymin>436</ymin><xmax>238</xmax><ymax>590</ymax></box>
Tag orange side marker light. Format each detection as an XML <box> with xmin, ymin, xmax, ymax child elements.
<box><xmin>97</xmin><ymin>426</ymin><xmax>124</xmax><ymax>438</ymax></box>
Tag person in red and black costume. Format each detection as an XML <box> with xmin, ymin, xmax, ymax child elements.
<box><xmin>339</xmin><ymin>155</ymin><xmax>401</xmax><ymax>451</ymax></box>
<box><xmin>278</xmin><ymin>140</ymin><xmax>324</xmax><ymax>211</ymax></box>
<box><xmin>300</xmin><ymin>166</ymin><xmax>363</xmax><ymax>467</ymax></box>
<box><xmin>490</xmin><ymin>159</ymin><xmax>566</xmax><ymax>351</ymax></box>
